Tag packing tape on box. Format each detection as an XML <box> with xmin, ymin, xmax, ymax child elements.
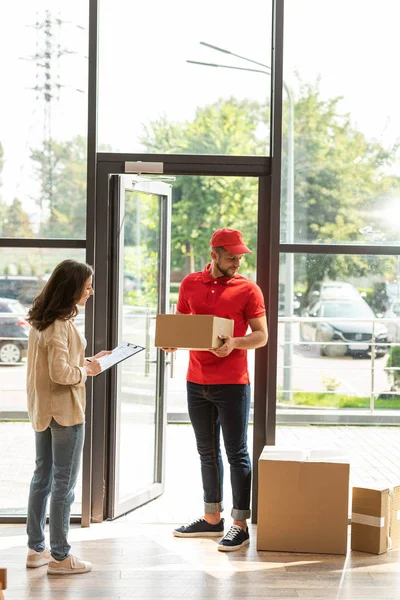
<box><xmin>352</xmin><ymin>513</ymin><xmax>385</xmax><ymax>528</ymax></box>
<box><xmin>260</xmin><ymin>447</ymin><xmax>348</xmax><ymax>463</ymax></box>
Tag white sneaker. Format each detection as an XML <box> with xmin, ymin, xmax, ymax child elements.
<box><xmin>47</xmin><ymin>554</ymin><xmax>92</xmax><ymax>575</ymax></box>
<box><xmin>26</xmin><ymin>547</ymin><xmax>51</xmax><ymax>568</ymax></box>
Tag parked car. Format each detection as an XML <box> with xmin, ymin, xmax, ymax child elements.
<box><xmin>0</xmin><ymin>298</ymin><xmax>30</xmax><ymax>363</ymax></box>
<box><xmin>304</xmin><ymin>280</ymin><xmax>362</xmax><ymax>307</ymax></box>
<box><xmin>300</xmin><ymin>297</ymin><xmax>389</xmax><ymax>358</ymax></box>
<box><xmin>0</xmin><ymin>276</ymin><xmax>45</xmax><ymax>306</ymax></box>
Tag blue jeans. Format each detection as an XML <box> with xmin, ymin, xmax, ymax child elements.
<box><xmin>26</xmin><ymin>418</ymin><xmax>84</xmax><ymax>561</ymax></box>
<box><xmin>187</xmin><ymin>382</ymin><xmax>251</xmax><ymax>521</ymax></box>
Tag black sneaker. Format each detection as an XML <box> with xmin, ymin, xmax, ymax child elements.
<box><xmin>173</xmin><ymin>517</ymin><xmax>225</xmax><ymax>538</ymax></box>
<box><xmin>218</xmin><ymin>525</ymin><xmax>250</xmax><ymax>551</ymax></box>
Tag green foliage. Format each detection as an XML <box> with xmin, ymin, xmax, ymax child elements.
<box><xmin>365</xmin><ymin>282</ymin><xmax>390</xmax><ymax>315</ymax></box>
<box><xmin>287</xmin><ymin>79</ymin><xmax>400</xmax><ymax>290</ymax></box>
<box><xmin>1</xmin><ymin>198</ymin><xmax>34</xmax><ymax>238</ymax></box>
<box><xmin>320</xmin><ymin>372</ymin><xmax>341</xmax><ymax>392</ymax></box>
<box><xmin>123</xmin><ymin>191</ymin><xmax>160</xmax><ymax>307</ymax></box>
<box><xmin>141</xmin><ymin>83</ymin><xmax>400</xmax><ymax>283</ymax></box>
<box><xmin>140</xmin><ymin>98</ymin><xmax>264</xmax><ymax>275</ymax></box>
<box><xmin>279</xmin><ymin>391</ymin><xmax>400</xmax><ymax>409</ymax></box>
<box><xmin>386</xmin><ymin>345</ymin><xmax>400</xmax><ymax>390</ymax></box>
<box><xmin>19</xmin><ymin>79</ymin><xmax>400</xmax><ymax>293</ymax></box>
<box><xmin>31</xmin><ymin>136</ymin><xmax>88</xmax><ymax>238</ymax></box>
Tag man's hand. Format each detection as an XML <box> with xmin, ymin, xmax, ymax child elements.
<box><xmin>210</xmin><ymin>334</ymin><xmax>237</xmax><ymax>358</ymax></box>
<box><xmin>162</xmin><ymin>348</ymin><xmax>177</xmax><ymax>353</ymax></box>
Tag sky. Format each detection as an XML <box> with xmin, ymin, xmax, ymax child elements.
<box><xmin>0</xmin><ymin>0</ymin><xmax>399</xmax><ymax>218</ymax></box>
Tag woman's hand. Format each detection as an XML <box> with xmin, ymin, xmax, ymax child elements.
<box><xmin>162</xmin><ymin>348</ymin><xmax>177</xmax><ymax>353</ymax></box>
<box><xmin>84</xmin><ymin>359</ymin><xmax>102</xmax><ymax>376</ymax></box>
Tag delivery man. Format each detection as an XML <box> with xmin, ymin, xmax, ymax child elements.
<box><xmin>165</xmin><ymin>228</ymin><xmax>267</xmax><ymax>551</ymax></box>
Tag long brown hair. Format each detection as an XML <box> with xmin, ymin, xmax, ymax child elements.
<box><xmin>27</xmin><ymin>260</ymin><xmax>94</xmax><ymax>331</ymax></box>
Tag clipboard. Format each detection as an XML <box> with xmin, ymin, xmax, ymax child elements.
<box><xmin>97</xmin><ymin>341</ymin><xmax>145</xmax><ymax>372</ymax></box>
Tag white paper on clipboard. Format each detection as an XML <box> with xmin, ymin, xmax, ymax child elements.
<box><xmin>97</xmin><ymin>341</ymin><xmax>145</xmax><ymax>372</ymax></box>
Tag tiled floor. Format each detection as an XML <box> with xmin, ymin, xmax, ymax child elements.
<box><xmin>1</xmin><ymin>424</ymin><xmax>400</xmax><ymax>599</ymax></box>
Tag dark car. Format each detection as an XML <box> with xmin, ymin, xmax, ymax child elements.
<box><xmin>300</xmin><ymin>298</ymin><xmax>389</xmax><ymax>358</ymax></box>
<box><xmin>0</xmin><ymin>298</ymin><xmax>30</xmax><ymax>364</ymax></box>
<box><xmin>0</xmin><ymin>276</ymin><xmax>44</xmax><ymax>306</ymax></box>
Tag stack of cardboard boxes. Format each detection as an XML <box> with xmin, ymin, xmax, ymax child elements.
<box><xmin>257</xmin><ymin>446</ymin><xmax>400</xmax><ymax>556</ymax></box>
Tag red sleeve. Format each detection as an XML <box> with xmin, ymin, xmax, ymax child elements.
<box><xmin>176</xmin><ymin>278</ymin><xmax>191</xmax><ymax>314</ymax></box>
<box><xmin>244</xmin><ymin>282</ymin><xmax>266</xmax><ymax>320</ymax></box>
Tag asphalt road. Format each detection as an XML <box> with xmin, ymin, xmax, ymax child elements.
<box><xmin>0</xmin><ymin>333</ymin><xmax>391</xmax><ymax>413</ymax></box>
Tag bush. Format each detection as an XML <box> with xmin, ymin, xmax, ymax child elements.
<box><xmin>386</xmin><ymin>345</ymin><xmax>400</xmax><ymax>390</ymax></box>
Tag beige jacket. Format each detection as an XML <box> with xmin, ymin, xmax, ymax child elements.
<box><xmin>27</xmin><ymin>319</ymin><xmax>88</xmax><ymax>431</ymax></box>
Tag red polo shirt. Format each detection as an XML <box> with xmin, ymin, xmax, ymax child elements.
<box><xmin>177</xmin><ymin>264</ymin><xmax>266</xmax><ymax>385</ymax></box>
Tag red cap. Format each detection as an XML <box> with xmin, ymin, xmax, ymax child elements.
<box><xmin>210</xmin><ymin>228</ymin><xmax>252</xmax><ymax>254</ymax></box>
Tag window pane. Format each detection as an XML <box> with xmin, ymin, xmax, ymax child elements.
<box><xmin>0</xmin><ymin>1</ymin><xmax>89</xmax><ymax>239</ymax></box>
<box><xmin>98</xmin><ymin>0</ymin><xmax>272</xmax><ymax>155</ymax></box>
<box><xmin>278</xmin><ymin>253</ymin><xmax>400</xmax><ymax>412</ymax></box>
<box><xmin>165</xmin><ymin>175</ymin><xmax>258</xmax><ymax>416</ymax></box>
<box><xmin>281</xmin><ymin>0</ymin><xmax>400</xmax><ymax>245</ymax></box>
<box><xmin>0</xmin><ymin>248</ymin><xmax>85</xmax><ymax>516</ymax></box>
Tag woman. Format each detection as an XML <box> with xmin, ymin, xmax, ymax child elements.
<box><xmin>25</xmin><ymin>259</ymin><xmax>110</xmax><ymax>575</ymax></box>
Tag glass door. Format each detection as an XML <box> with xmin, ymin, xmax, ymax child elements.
<box><xmin>107</xmin><ymin>175</ymin><xmax>171</xmax><ymax>518</ymax></box>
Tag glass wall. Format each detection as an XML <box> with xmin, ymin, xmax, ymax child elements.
<box><xmin>165</xmin><ymin>175</ymin><xmax>258</xmax><ymax>417</ymax></box>
<box><xmin>0</xmin><ymin>248</ymin><xmax>86</xmax><ymax>516</ymax></box>
<box><xmin>281</xmin><ymin>0</ymin><xmax>400</xmax><ymax>247</ymax></box>
<box><xmin>279</xmin><ymin>0</ymin><xmax>400</xmax><ymax>416</ymax></box>
<box><xmin>0</xmin><ymin>0</ymin><xmax>89</xmax><ymax>517</ymax></box>
<box><xmin>0</xmin><ymin>0</ymin><xmax>89</xmax><ymax>239</ymax></box>
<box><xmin>278</xmin><ymin>253</ymin><xmax>400</xmax><ymax>411</ymax></box>
<box><xmin>98</xmin><ymin>0</ymin><xmax>272</xmax><ymax>155</ymax></box>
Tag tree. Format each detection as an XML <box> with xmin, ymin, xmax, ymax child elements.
<box><xmin>141</xmin><ymin>98</ymin><xmax>266</xmax><ymax>276</ymax></box>
<box><xmin>141</xmin><ymin>83</ymin><xmax>400</xmax><ymax>288</ymax></box>
<box><xmin>2</xmin><ymin>198</ymin><xmax>34</xmax><ymax>237</ymax></box>
<box><xmin>31</xmin><ymin>136</ymin><xmax>88</xmax><ymax>238</ymax></box>
<box><xmin>284</xmin><ymin>79</ymin><xmax>400</xmax><ymax>293</ymax></box>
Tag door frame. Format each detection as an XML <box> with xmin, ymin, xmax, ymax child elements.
<box><xmin>106</xmin><ymin>175</ymin><xmax>171</xmax><ymax>519</ymax></box>
<box><xmin>85</xmin><ymin>154</ymin><xmax>277</xmax><ymax>524</ymax></box>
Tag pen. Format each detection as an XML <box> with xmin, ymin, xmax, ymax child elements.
<box><xmin>86</xmin><ymin>359</ymin><xmax>92</xmax><ymax>363</ymax></box>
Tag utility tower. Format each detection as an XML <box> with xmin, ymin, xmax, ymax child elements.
<box><xmin>28</xmin><ymin>11</ymin><xmax>75</xmax><ymax>234</ymax></box>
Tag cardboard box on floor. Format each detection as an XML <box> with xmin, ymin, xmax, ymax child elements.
<box><xmin>257</xmin><ymin>447</ymin><xmax>350</xmax><ymax>555</ymax></box>
<box><xmin>154</xmin><ymin>314</ymin><xmax>234</xmax><ymax>350</ymax></box>
<box><xmin>351</xmin><ymin>484</ymin><xmax>400</xmax><ymax>554</ymax></box>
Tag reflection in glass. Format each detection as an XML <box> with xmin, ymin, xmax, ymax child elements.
<box><xmin>278</xmin><ymin>253</ymin><xmax>400</xmax><ymax>412</ymax></box>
